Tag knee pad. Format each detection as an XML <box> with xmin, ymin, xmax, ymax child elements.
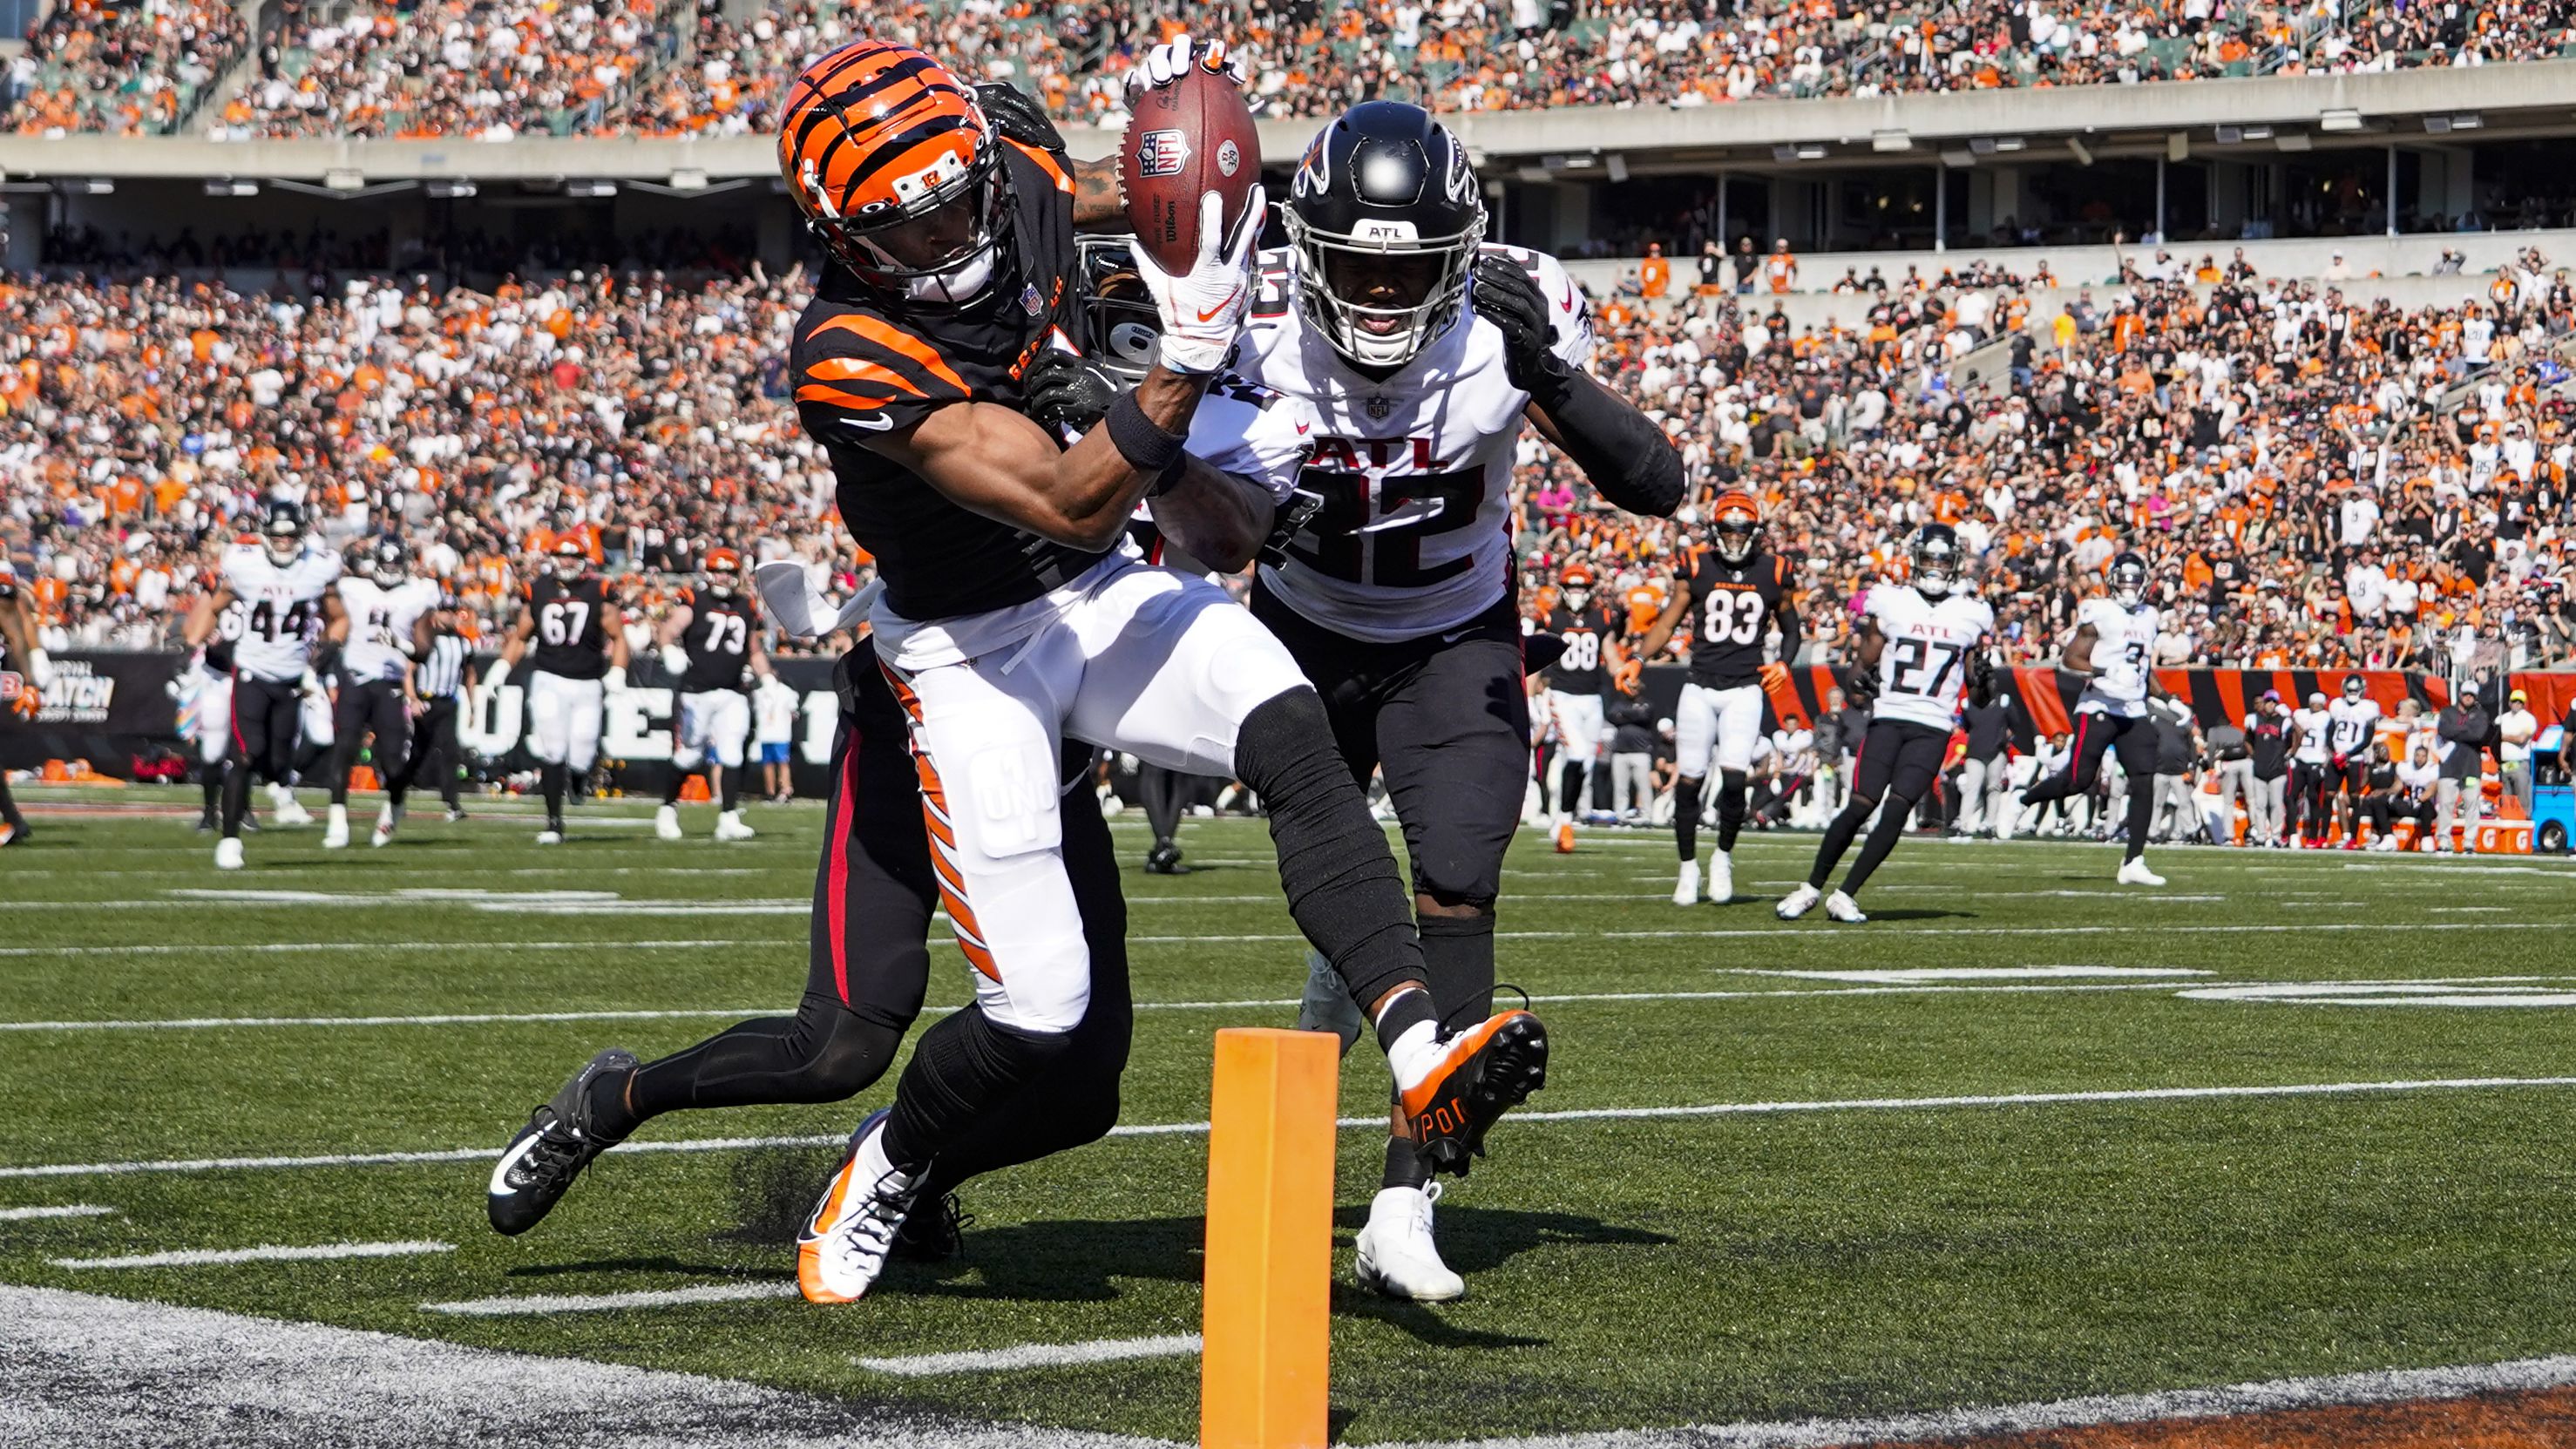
<box><xmin>799</xmin><ymin>999</ymin><xmax>908</xmax><ymax>1100</ymax></box>
<box><xmin>1718</xmin><ymin>769</ymin><xmax>1749</xmax><ymax>809</ymax></box>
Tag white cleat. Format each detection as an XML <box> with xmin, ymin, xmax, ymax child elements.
<box><xmin>713</xmin><ymin>809</ymin><xmax>756</xmax><ymax>842</ymax></box>
<box><xmin>654</xmin><ymin>805</ymin><xmax>683</xmax><ymax>842</ymax></box>
<box><xmin>1707</xmin><ymin>849</ymin><xmax>1732</xmax><ymax>904</ymax></box>
<box><xmin>372</xmin><ymin>802</ymin><xmax>399</xmax><ymax>848</ymax></box>
<box><xmin>1296</xmin><ymin>949</ymin><xmax>1364</xmax><ymax>1059</ymax></box>
<box><xmin>797</xmin><ymin>1113</ymin><xmax>922</xmax><ymax>1305</ymax></box>
<box><xmin>1823</xmin><ymin>890</ymin><xmax>1868</xmax><ymax>924</ymax></box>
<box><xmin>322</xmin><ymin>804</ymin><xmax>350</xmax><ymax>850</ymax></box>
<box><xmin>214</xmin><ymin>837</ymin><xmax>245</xmax><ymax>870</ymax></box>
<box><xmin>1354</xmin><ymin>1184</ymin><xmax>1465</xmax><ymax>1303</ymax></box>
<box><xmin>535</xmin><ymin>829</ymin><xmax>565</xmax><ymax>846</ymax></box>
<box><xmin>271</xmin><ymin>789</ymin><xmax>315</xmax><ymax>827</ymax></box>
<box><xmin>1672</xmin><ymin>858</ymin><xmax>1700</xmax><ymax>906</ymax></box>
<box><xmin>1774</xmin><ymin>883</ymin><xmax>1821</xmax><ymax>920</ymax></box>
<box><xmin>2116</xmin><ymin>857</ymin><xmax>2167</xmax><ymax>887</ymax></box>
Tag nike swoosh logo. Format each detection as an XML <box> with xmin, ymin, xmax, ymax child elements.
<box><xmin>1196</xmin><ymin>287</ymin><xmax>1244</xmax><ymax>324</ymax></box>
<box><xmin>842</xmin><ymin>413</ymin><xmax>894</xmax><ymax>431</ymax></box>
<box><xmin>1441</xmin><ymin>627</ymin><xmax>1474</xmax><ymax>643</ymax></box>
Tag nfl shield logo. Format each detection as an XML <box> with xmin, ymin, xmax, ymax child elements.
<box><xmin>1135</xmin><ymin>128</ymin><xmax>1190</xmax><ymax>178</ymax></box>
<box><xmin>1364</xmin><ymin>395</ymin><xmax>1394</xmax><ymax>421</ymax></box>
<box><xmin>1020</xmin><ymin>283</ymin><xmax>1043</xmax><ymax>316</ymax></box>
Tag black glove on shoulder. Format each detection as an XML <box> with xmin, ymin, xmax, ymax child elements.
<box><xmin>1023</xmin><ymin>350</ymin><xmax>1123</xmax><ymax>436</ymax></box>
<box><xmin>1468</xmin><ymin>253</ymin><xmax>1574</xmax><ymax>404</ymax></box>
<box><xmin>973</xmin><ymin>82</ymin><xmax>1067</xmax><ymax>158</ymax></box>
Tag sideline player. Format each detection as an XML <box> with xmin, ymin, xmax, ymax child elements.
<box><xmin>1636</xmin><ymin>490</ymin><xmax>1800</xmax><ymax>905</ymax></box>
<box><xmin>1538</xmin><ymin>563</ymin><xmax>1620</xmax><ymax>851</ymax></box>
<box><xmin>488</xmin><ymin>537</ymin><xmax>627</xmax><ymax>843</ymax></box>
<box><xmin>325</xmin><ymin>538</ymin><xmax>439</xmax><ymax>849</ymax></box>
<box><xmin>1230</xmin><ymin>98</ymin><xmax>1680</xmax><ymax>1300</ymax></box>
<box><xmin>2016</xmin><ymin>550</ymin><xmax>2169</xmax><ymax>884</ymax></box>
<box><xmin>655</xmin><ymin>546</ymin><xmax>769</xmax><ymax>843</ymax></box>
<box><xmin>1777</xmin><ymin>525</ymin><xmax>1991</xmax><ymax>923</ymax></box>
<box><xmin>2323</xmin><ymin>674</ymin><xmax>2383</xmax><ymax>850</ymax></box>
<box><xmin>182</xmin><ymin>500</ymin><xmax>347</xmax><ymax>870</ymax></box>
<box><xmin>0</xmin><ymin>559</ymin><xmax>48</xmax><ymax>845</ymax></box>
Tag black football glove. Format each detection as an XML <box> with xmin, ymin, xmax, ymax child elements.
<box><xmin>1841</xmin><ymin>664</ymin><xmax>1881</xmax><ymax>707</ymax></box>
<box><xmin>1969</xmin><ymin>649</ymin><xmax>1996</xmax><ymax>700</ymax></box>
<box><xmin>1469</xmin><ymin>253</ymin><xmax>1572</xmax><ymax>402</ymax></box>
<box><xmin>973</xmin><ymin>81</ymin><xmax>1067</xmax><ymax>158</ymax></box>
<box><xmin>1255</xmin><ymin>488</ymin><xmax>1323</xmax><ymax>570</ymax></box>
<box><xmin>1023</xmin><ymin>350</ymin><xmax>1123</xmax><ymax>436</ymax></box>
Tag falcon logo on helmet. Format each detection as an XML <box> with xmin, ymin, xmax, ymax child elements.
<box><xmin>1712</xmin><ymin>490</ymin><xmax>1761</xmax><ymax>566</ymax></box>
<box><xmin>261</xmin><ymin>500</ymin><xmax>306</xmax><ymax>567</ymax></box>
<box><xmin>777</xmin><ymin>40</ymin><xmax>1014</xmax><ymax>308</ymax></box>
<box><xmin>2110</xmin><ymin>551</ymin><xmax>2149</xmax><ymax>607</ymax></box>
<box><xmin>1559</xmin><ymin>562</ymin><xmax>1596</xmax><ymax>613</ymax></box>
<box><xmin>1284</xmin><ymin>101</ymin><xmax>1486</xmax><ymax>369</ymax></box>
<box><xmin>1910</xmin><ymin>525</ymin><xmax>1963</xmax><ymax>599</ymax></box>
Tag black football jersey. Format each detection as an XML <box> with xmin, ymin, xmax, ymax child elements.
<box><xmin>679</xmin><ymin>588</ymin><xmax>756</xmax><ymax>694</ymax></box>
<box><xmin>1685</xmin><ymin>550</ymin><xmax>1791</xmax><ymax>688</ymax></box>
<box><xmin>527</xmin><ymin>574</ymin><xmax>609</xmax><ymax>680</ymax></box>
<box><xmin>1540</xmin><ymin>603</ymin><xmax>1617</xmax><ymax>694</ymax></box>
<box><xmin>791</xmin><ymin>142</ymin><xmax>1100</xmax><ymax>623</ymax></box>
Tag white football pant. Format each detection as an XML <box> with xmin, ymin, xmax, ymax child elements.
<box><xmin>526</xmin><ymin>672</ymin><xmax>606</xmax><ymax>773</ymax></box>
<box><xmin>674</xmin><ymin>688</ymin><xmax>752</xmax><ymax>771</ymax></box>
<box><xmin>1674</xmin><ymin>680</ymin><xmax>1763</xmax><ymax>781</ymax></box>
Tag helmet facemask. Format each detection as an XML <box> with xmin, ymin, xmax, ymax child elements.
<box><xmin>262</xmin><ymin>518</ymin><xmax>302</xmax><ymax>568</ymax></box>
<box><xmin>1075</xmin><ymin>237</ymin><xmax>1162</xmax><ymax>383</ymax></box>
<box><xmin>1285</xmin><ymin>210</ymin><xmax>1481</xmax><ymax>370</ymax></box>
<box><xmin>803</xmin><ymin>135</ymin><xmax>1017</xmax><ymax>310</ymax></box>
<box><xmin>1713</xmin><ymin>508</ymin><xmax>1760</xmax><ymax>565</ymax></box>
<box><xmin>1913</xmin><ymin>541</ymin><xmax>1958</xmax><ymax>598</ymax></box>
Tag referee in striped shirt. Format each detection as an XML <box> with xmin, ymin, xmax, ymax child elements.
<box><xmin>391</xmin><ymin>593</ymin><xmax>475</xmax><ymax>821</ymax></box>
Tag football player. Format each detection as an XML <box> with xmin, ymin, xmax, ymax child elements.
<box><xmin>2016</xmin><ymin>550</ymin><xmax>2170</xmax><ymax>884</ymax></box>
<box><xmin>0</xmin><ymin>559</ymin><xmax>47</xmax><ymax>846</ymax></box>
<box><xmin>1636</xmin><ymin>490</ymin><xmax>1801</xmax><ymax>905</ymax></box>
<box><xmin>1219</xmin><ymin>98</ymin><xmax>1681</xmax><ymax>1301</ymax></box>
<box><xmin>182</xmin><ymin>499</ymin><xmax>348</xmax><ymax>870</ymax></box>
<box><xmin>1538</xmin><ymin>562</ymin><xmax>1622</xmax><ymax>851</ymax></box>
<box><xmin>325</xmin><ymin>538</ymin><xmax>439</xmax><ymax>849</ymax></box>
<box><xmin>2324</xmin><ymin>674</ymin><xmax>2383</xmax><ymax>850</ymax></box>
<box><xmin>489</xmin><ymin>537</ymin><xmax>627</xmax><ymax>844</ymax></box>
<box><xmin>1778</xmin><ymin>525</ymin><xmax>1992</xmax><ymax>924</ymax></box>
<box><xmin>655</xmin><ymin>546</ymin><xmax>770</xmax><ymax>842</ymax></box>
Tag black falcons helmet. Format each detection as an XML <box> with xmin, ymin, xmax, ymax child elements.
<box><xmin>1911</xmin><ymin>524</ymin><xmax>1963</xmax><ymax>598</ymax></box>
<box><xmin>367</xmin><ymin>536</ymin><xmax>408</xmax><ymax>584</ymax></box>
<box><xmin>1074</xmin><ymin>235</ymin><xmax>1161</xmax><ymax>383</ymax></box>
<box><xmin>1284</xmin><ymin>101</ymin><xmax>1486</xmax><ymax>369</ymax></box>
<box><xmin>2110</xmin><ymin>551</ymin><xmax>2149</xmax><ymax>606</ymax></box>
<box><xmin>261</xmin><ymin>498</ymin><xmax>305</xmax><ymax>565</ymax></box>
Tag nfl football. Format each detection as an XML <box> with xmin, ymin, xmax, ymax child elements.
<box><xmin>1119</xmin><ymin>56</ymin><xmax>1261</xmax><ymax>274</ymax></box>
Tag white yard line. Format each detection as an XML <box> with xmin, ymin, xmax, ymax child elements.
<box><xmin>0</xmin><ymin>1203</ymin><xmax>115</xmax><ymax>1221</ymax></box>
<box><xmin>51</xmin><ymin>1240</ymin><xmax>452</xmax><ymax>1270</ymax></box>
<box><xmin>9</xmin><ymin>1074</ymin><xmax>2569</xmax><ymax>1182</ymax></box>
<box><xmin>423</xmin><ymin>1282</ymin><xmax>800</xmax><ymax>1317</ymax></box>
<box><xmin>855</xmin><ymin>1335</ymin><xmax>1203</xmax><ymax>1378</ymax></box>
<box><xmin>0</xmin><ymin>939</ymin><xmax>779</xmax><ymax>960</ymax></box>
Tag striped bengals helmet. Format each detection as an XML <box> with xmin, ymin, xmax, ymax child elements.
<box><xmin>704</xmin><ymin>545</ymin><xmax>742</xmax><ymax>596</ymax></box>
<box><xmin>777</xmin><ymin>41</ymin><xmax>1014</xmax><ymax>307</ymax></box>
<box><xmin>1712</xmin><ymin>489</ymin><xmax>1761</xmax><ymax>565</ymax></box>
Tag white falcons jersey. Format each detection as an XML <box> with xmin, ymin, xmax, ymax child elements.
<box><xmin>2075</xmin><ymin>597</ymin><xmax>2159</xmax><ymax>717</ymax></box>
<box><xmin>336</xmin><ymin>575</ymin><xmax>439</xmax><ymax>684</ymax></box>
<box><xmin>2292</xmin><ymin>708</ymin><xmax>2332</xmax><ymax>763</ymax></box>
<box><xmin>1153</xmin><ymin>372</ymin><xmax>1319</xmax><ymax>525</ymax></box>
<box><xmin>2327</xmin><ymin>695</ymin><xmax>2383</xmax><ymax>755</ymax></box>
<box><xmin>1864</xmin><ymin>584</ymin><xmax>1995</xmax><ymax>729</ymax></box>
<box><xmin>1237</xmin><ymin>242</ymin><xmax>1595</xmax><ymax>642</ymax></box>
<box><xmin>220</xmin><ymin>545</ymin><xmax>342</xmax><ymax>682</ymax></box>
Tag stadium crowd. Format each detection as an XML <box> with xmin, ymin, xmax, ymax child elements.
<box><xmin>17</xmin><ymin>0</ymin><xmax>2576</xmax><ymax>139</ymax></box>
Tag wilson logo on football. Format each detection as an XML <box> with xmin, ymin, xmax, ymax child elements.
<box><xmin>1135</xmin><ymin>129</ymin><xmax>1190</xmax><ymax>179</ymax></box>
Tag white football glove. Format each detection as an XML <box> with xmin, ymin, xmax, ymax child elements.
<box><xmin>1132</xmin><ymin>186</ymin><xmax>1265</xmax><ymax>376</ymax></box>
<box><xmin>1123</xmin><ymin>34</ymin><xmax>1246</xmax><ymax>93</ymax></box>
<box><xmin>24</xmin><ymin>648</ymin><xmax>53</xmax><ymax>691</ymax></box>
<box><xmin>661</xmin><ymin>644</ymin><xmax>689</xmax><ymax>675</ymax></box>
<box><xmin>605</xmin><ymin>665</ymin><xmax>630</xmax><ymax>697</ymax></box>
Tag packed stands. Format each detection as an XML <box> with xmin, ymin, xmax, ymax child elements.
<box><xmin>3</xmin><ymin>0</ymin><xmax>247</xmax><ymax>136</ymax></box>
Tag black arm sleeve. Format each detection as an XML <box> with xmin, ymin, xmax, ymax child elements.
<box><xmin>1534</xmin><ymin>369</ymin><xmax>1685</xmax><ymax>518</ymax></box>
<box><xmin>1773</xmin><ymin>600</ymin><xmax>1804</xmax><ymax>670</ymax></box>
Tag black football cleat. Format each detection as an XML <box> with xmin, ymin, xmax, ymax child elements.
<box><xmin>1144</xmin><ymin>839</ymin><xmax>1188</xmax><ymax>875</ymax></box>
<box><xmin>487</xmin><ymin>1047</ymin><xmax>635</xmax><ymax>1236</ymax></box>
<box><xmin>891</xmin><ymin>1191</ymin><xmax>973</xmax><ymax>1263</ymax></box>
<box><xmin>1399</xmin><ymin>1010</ymin><xmax>1549</xmax><ymax>1177</ymax></box>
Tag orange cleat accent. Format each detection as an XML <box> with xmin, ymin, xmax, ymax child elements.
<box><xmin>1398</xmin><ymin>1010</ymin><xmax>1549</xmax><ymax>1176</ymax></box>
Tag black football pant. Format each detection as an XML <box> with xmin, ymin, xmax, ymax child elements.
<box><xmin>390</xmin><ymin>697</ymin><xmax>464</xmax><ymax>810</ymax></box>
<box><xmin>221</xmin><ymin>675</ymin><xmax>303</xmax><ymax>841</ymax></box>
<box><xmin>1253</xmin><ymin>583</ymin><xmax>1529</xmax><ymax>1191</ymax></box>
<box><xmin>2363</xmin><ymin>789</ymin><xmax>2434</xmax><ymax>837</ymax></box>
<box><xmin>1139</xmin><ymin>762</ymin><xmax>1184</xmax><ymax>852</ymax></box>
<box><xmin>2021</xmin><ymin>708</ymin><xmax>2159</xmax><ymax>863</ymax></box>
<box><xmin>605</xmin><ymin>653</ymin><xmax>1129</xmax><ymax>1208</ymax></box>
<box><xmin>1807</xmin><ymin>719</ymin><xmax>1948</xmax><ymax>897</ymax></box>
<box><xmin>329</xmin><ymin>679</ymin><xmax>410</xmax><ymax>807</ymax></box>
<box><xmin>2331</xmin><ymin>758</ymin><xmax>2370</xmax><ymax>842</ymax></box>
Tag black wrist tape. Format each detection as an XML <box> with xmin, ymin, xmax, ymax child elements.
<box><xmin>1107</xmin><ymin>392</ymin><xmax>1186</xmax><ymax>477</ymax></box>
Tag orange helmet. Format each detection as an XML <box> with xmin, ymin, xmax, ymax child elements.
<box><xmin>1560</xmin><ymin>562</ymin><xmax>1596</xmax><ymax>608</ymax></box>
<box><xmin>777</xmin><ymin>41</ymin><xmax>1012</xmax><ymax>305</ymax></box>
<box><xmin>703</xmin><ymin>545</ymin><xmax>742</xmax><ymax>597</ymax></box>
<box><xmin>1712</xmin><ymin>489</ymin><xmax>1761</xmax><ymax>565</ymax></box>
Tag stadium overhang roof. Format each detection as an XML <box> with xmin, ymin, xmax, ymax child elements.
<box><xmin>2</xmin><ymin>60</ymin><xmax>2571</xmax><ymax>183</ymax></box>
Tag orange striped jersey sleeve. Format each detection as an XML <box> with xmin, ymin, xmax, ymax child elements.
<box><xmin>792</xmin><ymin>302</ymin><xmax>973</xmax><ymax>440</ymax></box>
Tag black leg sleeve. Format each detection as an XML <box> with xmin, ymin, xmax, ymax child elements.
<box><xmin>1140</xmin><ymin>763</ymin><xmax>1182</xmax><ymax>847</ymax></box>
<box><xmin>1715</xmin><ymin>768</ymin><xmax>1750</xmax><ymax>853</ymax></box>
<box><xmin>1674</xmin><ymin>775</ymin><xmax>1701</xmax><ymax>860</ymax></box>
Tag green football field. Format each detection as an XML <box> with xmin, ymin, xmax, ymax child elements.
<box><xmin>5</xmin><ymin>794</ymin><xmax>2576</xmax><ymax>1445</ymax></box>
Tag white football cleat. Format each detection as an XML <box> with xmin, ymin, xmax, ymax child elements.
<box><xmin>1774</xmin><ymin>883</ymin><xmax>1820</xmax><ymax>920</ymax></box>
<box><xmin>270</xmin><ymin>785</ymin><xmax>314</xmax><ymax>827</ymax></box>
<box><xmin>713</xmin><ymin>809</ymin><xmax>756</xmax><ymax>842</ymax></box>
<box><xmin>372</xmin><ymin>802</ymin><xmax>399</xmax><ymax>848</ymax></box>
<box><xmin>1671</xmin><ymin>858</ymin><xmax>1699</xmax><ymax>906</ymax></box>
<box><xmin>1823</xmin><ymin>890</ymin><xmax>1868</xmax><ymax>924</ymax></box>
<box><xmin>535</xmin><ymin>829</ymin><xmax>565</xmax><ymax>846</ymax></box>
<box><xmin>2116</xmin><ymin>857</ymin><xmax>2166</xmax><ymax>887</ymax></box>
<box><xmin>797</xmin><ymin>1112</ymin><xmax>922</xmax><ymax>1305</ymax></box>
<box><xmin>322</xmin><ymin>804</ymin><xmax>350</xmax><ymax>850</ymax></box>
<box><xmin>1355</xmin><ymin>1184</ymin><xmax>1465</xmax><ymax>1303</ymax></box>
<box><xmin>1295</xmin><ymin>949</ymin><xmax>1363</xmax><ymax>1059</ymax></box>
<box><xmin>1707</xmin><ymin>848</ymin><xmax>1732</xmax><ymax>904</ymax></box>
<box><xmin>214</xmin><ymin>837</ymin><xmax>245</xmax><ymax>870</ymax></box>
<box><xmin>654</xmin><ymin>805</ymin><xmax>682</xmax><ymax>842</ymax></box>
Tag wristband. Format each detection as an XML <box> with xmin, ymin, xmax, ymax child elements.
<box><xmin>1107</xmin><ymin>392</ymin><xmax>1187</xmax><ymax>477</ymax></box>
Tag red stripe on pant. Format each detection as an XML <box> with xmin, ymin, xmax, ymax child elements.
<box><xmin>825</xmin><ymin>726</ymin><xmax>862</xmax><ymax>1005</ymax></box>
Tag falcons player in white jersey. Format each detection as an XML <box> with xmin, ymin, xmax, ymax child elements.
<box><xmin>2323</xmin><ymin>674</ymin><xmax>2383</xmax><ymax>848</ymax></box>
<box><xmin>2017</xmin><ymin>550</ymin><xmax>2171</xmax><ymax>884</ymax></box>
<box><xmin>0</xmin><ymin>559</ymin><xmax>48</xmax><ymax>845</ymax></box>
<box><xmin>1779</xmin><ymin>526</ymin><xmax>1995</xmax><ymax>924</ymax></box>
<box><xmin>1205</xmin><ymin>99</ymin><xmax>1683</xmax><ymax>1301</ymax></box>
<box><xmin>183</xmin><ymin>499</ymin><xmax>348</xmax><ymax>870</ymax></box>
<box><xmin>325</xmin><ymin>538</ymin><xmax>440</xmax><ymax>850</ymax></box>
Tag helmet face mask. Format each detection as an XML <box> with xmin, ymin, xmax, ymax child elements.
<box><xmin>369</xmin><ymin>542</ymin><xmax>406</xmax><ymax>586</ymax></box>
<box><xmin>2343</xmin><ymin>675</ymin><xmax>2367</xmax><ymax>699</ymax></box>
<box><xmin>552</xmin><ymin>545</ymin><xmax>586</xmax><ymax>582</ymax></box>
<box><xmin>1713</xmin><ymin>506</ymin><xmax>1760</xmax><ymax>566</ymax></box>
<box><xmin>1911</xmin><ymin>530</ymin><xmax>1960</xmax><ymax>599</ymax></box>
<box><xmin>1074</xmin><ymin>237</ymin><xmax>1162</xmax><ymax>383</ymax></box>
<box><xmin>261</xmin><ymin>505</ymin><xmax>303</xmax><ymax>567</ymax></box>
<box><xmin>1286</xmin><ymin>102</ymin><xmax>1486</xmax><ymax>371</ymax></box>
<box><xmin>704</xmin><ymin>547</ymin><xmax>741</xmax><ymax>598</ymax></box>
<box><xmin>2111</xmin><ymin>552</ymin><xmax>2149</xmax><ymax>606</ymax></box>
<box><xmin>1560</xmin><ymin>564</ymin><xmax>1593</xmax><ymax>614</ymax></box>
